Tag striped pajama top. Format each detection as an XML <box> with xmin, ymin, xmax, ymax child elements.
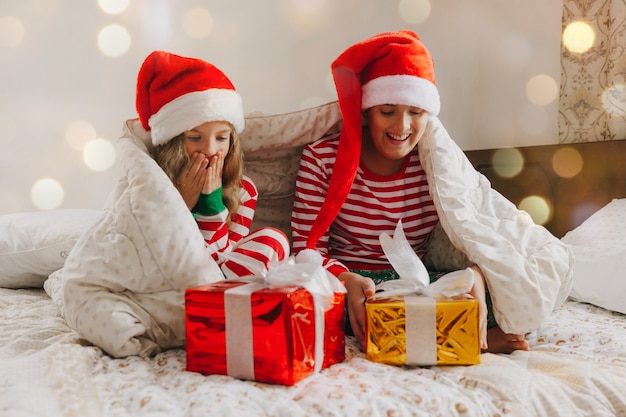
<box><xmin>291</xmin><ymin>135</ymin><xmax>438</xmax><ymax>277</ymax></box>
<box><xmin>195</xmin><ymin>175</ymin><xmax>257</xmax><ymax>261</ymax></box>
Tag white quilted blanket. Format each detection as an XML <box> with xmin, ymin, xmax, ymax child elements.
<box><xmin>45</xmin><ymin>122</ymin><xmax>224</xmax><ymax>357</ymax></box>
<box><xmin>419</xmin><ymin>116</ymin><xmax>573</xmax><ymax>334</ymax></box>
<box><xmin>2</xmin><ymin>288</ymin><xmax>626</xmax><ymax>417</ymax></box>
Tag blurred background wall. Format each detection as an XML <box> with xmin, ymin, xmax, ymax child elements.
<box><xmin>0</xmin><ymin>0</ymin><xmax>563</xmax><ymax>214</ymax></box>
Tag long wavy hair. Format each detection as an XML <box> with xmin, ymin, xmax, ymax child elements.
<box><xmin>151</xmin><ymin>123</ymin><xmax>244</xmax><ymax>224</ymax></box>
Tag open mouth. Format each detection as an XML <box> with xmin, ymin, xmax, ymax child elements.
<box><xmin>386</xmin><ymin>132</ymin><xmax>412</xmax><ymax>142</ymax></box>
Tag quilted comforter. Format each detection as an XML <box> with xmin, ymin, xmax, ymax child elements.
<box><xmin>45</xmin><ymin>121</ymin><xmax>224</xmax><ymax>357</ymax></box>
<box><xmin>44</xmin><ymin>103</ymin><xmax>574</xmax><ymax>357</ymax></box>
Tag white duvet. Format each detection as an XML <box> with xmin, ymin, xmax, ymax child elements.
<box><xmin>419</xmin><ymin>116</ymin><xmax>574</xmax><ymax>334</ymax></box>
<box><xmin>45</xmin><ymin>120</ymin><xmax>224</xmax><ymax>357</ymax></box>
<box><xmin>2</xmin><ymin>288</ymin><xmax>626</xmax><ymax>417</ymax></box>
<box><xmin>43</xmin><ymin>104</ymin><xmax>573</xmax><ymax>358</ymax></box>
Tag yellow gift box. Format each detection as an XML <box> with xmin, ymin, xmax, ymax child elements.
<box><xmin>368</xmin><ymin>220</ymin><xmax>482</xmax><ymax>366</ymax></box>
<box><xmin>365</xmin><ymin>295</ymin><xmax>480</xmax><ymax>366</ymax></box>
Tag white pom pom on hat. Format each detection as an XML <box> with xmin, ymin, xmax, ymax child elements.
<box><xmin>136</xmin><ymin>50</ymin><xmax>245</xmax><ymax>146</ymax></box>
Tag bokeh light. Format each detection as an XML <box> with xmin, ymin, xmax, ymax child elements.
<box><xmin>98</xmin><ymin>24</ymin><xmax>131</xmax><ymax>57</ymax></box>
<box><xmin>281</xmin><ymin>0</ymin><xmax>329</xmax><ymax>33</ymax></box>
<box><xmin>601</xmin><ymin>84</ymin><xmax>626</xmax><ymax>116</ymax></box>
<box><xmin>292</xmin><ymin>0</ymin><xmax>327</xmax><ymax>16</ymax></box>
<box><xmin>492</xmin><ymin>148</ymin><xmax>524</xmax><ymax>178</ymax></box>
<box><xmin>31</xmin><ymin>178</ymin><xmax>64</xmax><ymax>210</ymax></box>
<box><xmin>182</xmin><ymin>7</ymin><xmax>214</xmax><ymax>39</ymax></box>
<box><xmin>398</xmin><ymin>0</ymin><xmax>432</xmax><ymax>25</ymax></box>
<box><xmin>66</xmin><ymin>120</ymin><xmax>97</xmax><ymax>150</ymax></box>
<box><xmin>0</xmin><ymin>16</ymin><xmax>25</xmax><ymax>48</ymax></box>
<box><xmin>552</xmin><ymin>147</ymin><xmax>583</xmax><ymax>178</ymax></box>
<box><xmin>83</xmin><ymin>138</ymin><xmax>117</xmax><ymax>171</ymax></box>
<box><xmin>563</xmin><ymin>21</ymin><xmax>595</xmax><ymax>54</ymax></box>
<box><xmin>98</xmin><ymin>0</ymin><xmax>129</xmax><ymax>15</ymax></box>
<box><xmin>526</xmin><ymin>74</ymin><xmax>558</xmax><ymax>106</ymax></box>
<box><xmin>519</xmin><ymin>195</ymin><xmax>551</xmax><ymax>225</ymax></box>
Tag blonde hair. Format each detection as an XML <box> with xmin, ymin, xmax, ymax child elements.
<box><xmin>151</xmin><ymin>124</ymin><xmax>244</xmax><ymax>224</ymax></box>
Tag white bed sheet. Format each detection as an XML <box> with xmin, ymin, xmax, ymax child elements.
<box><xmin>1</xmin><ymin>288</ymin><xmax>626</xmax><ymax>417</ymax></box>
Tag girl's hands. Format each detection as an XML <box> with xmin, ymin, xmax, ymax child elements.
<box><xmin>176</xmin><ymin>151</ymin><xmax>224</xmax><ymax>209</ymax></box>
<box><xmin>469</xmin><ymin>265</ymin><xmax>489</xmax><ymax>350</ymax></box>
<box><xmin>338</xmin><ymin>271</ymin><xmax>376</xmax><ymax>350</ymax></box>
<box><xmin>204</xmin><ymin>152</ymin><xmax>224</xmax><ymax>195</ymax></box>
<box><xmin>338</xmin><ymin>266</ymin><xmax>488</xmax><ymax>352</ymax></box>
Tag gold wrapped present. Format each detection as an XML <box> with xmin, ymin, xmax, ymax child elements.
<box><xmin>366</xmin><ymin>220</ymin><xmax>481</xmax><ymax>366</ymax></box>
<box><xmin>365</xmin><ymin>295</ymin><xmax>480</xmax><ymax>365</ymax></box>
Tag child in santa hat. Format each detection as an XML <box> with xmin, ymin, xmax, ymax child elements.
<box><xmin>138</xmin><ymin>51</ymin><xmax>289</xmax><ymax>279</ymax></box>
<box><xmin>292</xmin><ymin>31</ymin><xmax>572</xmax><ymax>355</ymax></box>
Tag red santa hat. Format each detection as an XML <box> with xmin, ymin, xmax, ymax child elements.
<box><xmin>136</xmin><ymin>50</ymin><xmax>244</xmax><ymax>146</ymax></box>
<box><xmin>304</xmin><ymin>30</ymin><xmax>440</xmax><ymax>253</ymax></box>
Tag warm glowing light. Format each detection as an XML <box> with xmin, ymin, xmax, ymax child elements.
<box><xmin>601</xmin><ymin>84</ymin><xmax>626</xmax><ymax>116</ymax></box>
<box><xmin>0</xmin><ymin>16</ymin><xmax>25</xmax><ymax>48</ymax></box>
<box><xmin>552</xmin><ymin>147</ymin><xmax>583</xmax><ymax>179</ymax></box>
<box><xmin>519</xmin><ymin>195</ymin><xmax>551</xmax><ymax>225</ymax></box>
<box><xmin>182</xmin><ymin>7</ymin><xmax>214</xmax><ymax>39</ymax></box>
<box><xmin>31</xmin><ymin>178</ymin><xmax>64</xmax><ymax>210</ymax></box>
<box><xmin>83</xmin><ymin>139</ymin><xmax>116</xmax><ymax>171</ymax></box>
<box><xmin>98</xmin><ymin>0</ymin><xmax>129</xmax><ymax>15</ymax></box>
<box><xmin>492</xmin><ymin>148</ymin><xmax>524</xmax><ymax>178</ymax></box>
<box><xmin>98</xmin><ymin>24</ymin><xmax>131</xmax><ymax>57</ymax></box>
<box><xmin>281</xmin><ymin>0</ymin><xmax>328</xmax><ymax>33</ymax></box>
<box><xmin>563</xmin><ymin>21</ymin><xmax>595</xmax><ymax>54</ymax></box>
<box><xmin>292</xmin><ymin>0</ymin><xmax>326</xmax><ymax>15</ymax></box>
<box><xmin>398</xmin><ymin>0</ymin><xmax>431</xmax><ymax>24</ymax></box>
<box><xmin>526</xmin><ymin>74</ymin><xmax>558</xmax><ymax>106</ymax></box>
<box><xmin>66</xmin><ymin>120</ymin><xmax>97</xmax><ymax>150</ymax></box>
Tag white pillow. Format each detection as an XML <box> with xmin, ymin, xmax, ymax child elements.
<box><xmin>561</xmin><ymin>198</ymin><xmax>626</xmax><ymax>314</ymax></box>
<box><xmin>0</xmin><ymin>209</ymin><xmax>101</xmax><ymax>288</ymax></box>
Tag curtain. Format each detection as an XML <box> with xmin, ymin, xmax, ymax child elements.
<box><xmin>559</xmin><ymin>0</ymin><xmax>626</xmax><ymax>142</ymax></box>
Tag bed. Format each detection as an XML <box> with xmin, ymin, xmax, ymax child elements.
<box><xmin>2</xmin><ymin>101</ymin><xmax>626</xmax><ymax>417</ymax></box>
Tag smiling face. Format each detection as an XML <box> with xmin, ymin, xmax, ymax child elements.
<box><xmin>361</xmin><ymin>104</ymin><xmax>429</xmax><ymax>175</ymax></box>
<box><xmin>183</xmin><ymin>120</ymin><xmax>232</xmax><ymax>160</ymax></box>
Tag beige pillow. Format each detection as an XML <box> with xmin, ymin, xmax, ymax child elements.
<box><xmin>242</xmin><ymin>101</ymin><xmax>342</xmax><ymax>239</ymax></box>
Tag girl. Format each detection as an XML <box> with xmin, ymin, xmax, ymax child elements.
<box><xmin>139</xmin><ymin>51</ymin><xmax>289</xmax><ymax>279</ymax></box>
<box><xmin>292</xmin><ymin>31</ymin><xmax>573</xmax><ymax>354</ymax></box>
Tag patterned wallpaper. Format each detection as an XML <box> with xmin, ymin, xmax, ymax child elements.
<box><xmin>559</xmin><ymin>0</ymin><xmax>626</xmax><ymax>142</ymax></box>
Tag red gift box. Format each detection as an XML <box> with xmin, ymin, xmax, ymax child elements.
<box><xmin>185</xmin><ymin>279</ymin><xmax>345</xmax><ymax>385</ymax></box>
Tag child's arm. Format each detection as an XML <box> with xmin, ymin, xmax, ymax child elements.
<box><xmin>194</xmin><ymin>189</ymin><xmax>230</xmax><ymax>254</ymax></box>
<box><xmin>195</xmin><ymin>177</ymin><xmax>257</xmax><ymax>255</ymax></box>
<box><xmin>340</xmin><ymin>271</ymin><xmax>376</xmax><ymax>349</ymax></box>
<box><xmin>469</xmin><ymin>265</ymin><xmax>488</xmax><ymax>350</ymax></box>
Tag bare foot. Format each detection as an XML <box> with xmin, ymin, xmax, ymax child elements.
<box><xmin>484</xmin><ymin>326</ymin><xmax>530</xmax><ymax>354</ymax></box>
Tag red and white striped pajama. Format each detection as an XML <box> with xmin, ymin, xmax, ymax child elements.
<box><xmin>195</xmin><ymin>175</ymin><xmax>289</xmax><ymax>279</ymax></box>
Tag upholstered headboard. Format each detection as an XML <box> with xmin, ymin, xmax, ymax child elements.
<box><xmin>464</xmin><ymin>140</ymin><xmax>626</xmax><ymax>238</ymax></box>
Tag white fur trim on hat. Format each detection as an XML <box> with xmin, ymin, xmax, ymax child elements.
<box><xmin>361</xmin><ymin>74</ymin><xmax>440</xmax><ymax>116</ymax></box>
<box><xmin>149</xmin><ymin>88</ymin><xmax>244</xmax><ymax>146</ymax></box>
